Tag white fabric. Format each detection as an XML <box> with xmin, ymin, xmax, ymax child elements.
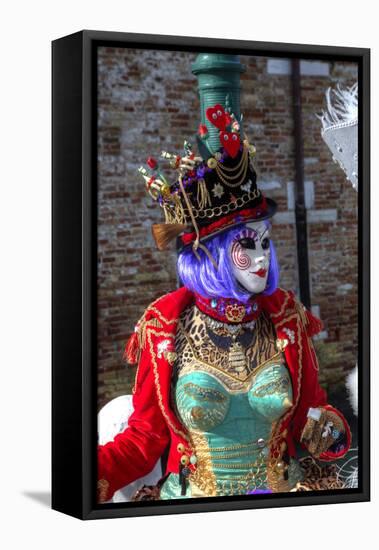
<box><xmin>346</xmin><ymin>365</ymin><xmax>358</xmax><ymax>417</ymax></box>
<box><xmin>98</xmin><ymin>394</ymin><xmax>162</xmax><ymax>503</ymax></box>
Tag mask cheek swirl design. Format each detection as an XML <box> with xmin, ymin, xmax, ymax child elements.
<box><xmin>231</xmin><ymin>240</ymin><xmax>252</xmax><ymax>270</ymax></box>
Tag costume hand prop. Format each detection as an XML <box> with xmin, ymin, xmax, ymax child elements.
<box><xmin>300</xmin><ymin>407</ymin><xmax>346</xmax><ymax>458</ymax></box>
<box><xmin>178</xmin><ymin>154</ymin><xmax>202</xmax><ymax>175</ymax></box>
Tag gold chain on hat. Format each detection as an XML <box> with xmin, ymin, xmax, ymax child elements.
<box><xmin>216</xmin><ymin>144</ymin><xmax>248</xmax><ymax>172</ymax></box>
<box><xmin>215</xmin><ymin>146</ymin><xmax>249</xmax><ymax>188</ymax></box>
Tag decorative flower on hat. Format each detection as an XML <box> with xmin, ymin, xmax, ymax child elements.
<box><xmin>212</xmin><ymin>183</ymin><xmax>224</xmax><ymax>199</ymax></box>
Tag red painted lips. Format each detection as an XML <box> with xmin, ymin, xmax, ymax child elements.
<box><xmin>251</xmin><ymin>268</ymin><xmax>267</xmax><ymax>278</ymax></box>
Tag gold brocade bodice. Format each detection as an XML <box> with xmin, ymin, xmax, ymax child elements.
<box><xmin>172</xmin><ymin>305</ymin><xmax>280</xmax><ymax>393</ymax></box>
<box><xmin>159</xmin><ymin>305</ymin><xmax>302</xmax><ymax>499</ymax></box>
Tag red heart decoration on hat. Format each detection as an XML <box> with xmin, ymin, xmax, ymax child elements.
<box><xmin>224</xmin><ymin>112</ymin><xmax>233</xmax><ymax>127</ymax></box>
<box><xmin>206</xmin><ymin>104</ymin><xmax>227</xmax><ymax>131</ymax></box>
<box><xmin>220</xmin><ymin>131</ymin><xmax>241</xmax><ymax>158</ymax></box>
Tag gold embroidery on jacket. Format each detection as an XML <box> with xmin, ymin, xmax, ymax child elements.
<box><xmin>147</xmin><ymin>327</ymin><xmax>191</xmax><ymax>442</ymax></box>
<box><xmin>147</xmin><ymin>306</ymin><xmax>179</xmax><ymax>327</ymax></box>
<box><xmin>270</xmin><ymin>289</ymin><xmax>291</xmax><ymax>319</ymax></box>
<box><xmin>131</xmin><ymin>294</ymin><xmax>180</xmax><ymax>393</ymax></box>
<box><xmin>132</xmin><ymin>318</ymin><xmax>163</xmax><ymax>394</ymax></box>
<box><xmin>270</xmin><ymin>315</ymin><xmax>303</xmax><ymax>440</ymax></box>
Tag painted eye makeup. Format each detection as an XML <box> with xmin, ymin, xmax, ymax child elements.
<box><xmin>261</xmin><ymin>237</ymin><xmax>270</xmax><ymax>250</ymax></box>
<box><xmin>238</xmin><ymin>237</ymin><xmax>256</xmax><ymax>250</ymax></box>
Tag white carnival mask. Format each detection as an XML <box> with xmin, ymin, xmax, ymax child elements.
<box><xmin>229</xmin><ymin>221</ymin><xmax>271</xmax><ymax>295</ymax></box>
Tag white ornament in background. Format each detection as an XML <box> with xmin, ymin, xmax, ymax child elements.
<box><xmin>319</xmin><ymin>83</ymin><xmax>358</xmax><ymax>191</ymax></box>
<box><xmin>319</xmin><ymin>85</ymin><xmax>359</xmax><ymax>420</ymax></box>
<box><xmin>98</xmin><ymin>394</ymin><xmax>162</xmax><ymax>503</ymax></box>
<box><xmin>346</xmin><ymin>364</ymin><xmax>358</xmax><ymax>417</ymax></box>
<box><xmin>336</xmin><ymin>448</ymin><xmax>359</xmax><ymax>489</ymax></box>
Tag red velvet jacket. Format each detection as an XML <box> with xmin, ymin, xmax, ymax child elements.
<box><xmin>97</xmin><ymin>287</ymin><xmax>351</xmax><ymax>501</ymax></box>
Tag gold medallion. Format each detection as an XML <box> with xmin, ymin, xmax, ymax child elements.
<box><xmin>225</xmin><ymin>304</ymin><xmax>246</xmax><ymax>323</ymax></box>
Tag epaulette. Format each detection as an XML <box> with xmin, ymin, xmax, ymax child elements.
<box><xmin>123</xmin><ymin>298</ymin><xmax>165</xmax><ymax>365</ymax></box>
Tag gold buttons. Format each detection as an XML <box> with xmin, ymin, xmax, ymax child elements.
<box><xmin>249</xmin><ymin>144</ymin><xmax>257</xmax><ymax>157</ymax></box>
<box><xmin>177</xmin><ymin>443</ymin><xmax>185</xmax><ymax>453</ymax></box>
<box><xmin>180</xmin><ymin>455</ymin><xmax>190</xmax><ymax>466</ymax></box>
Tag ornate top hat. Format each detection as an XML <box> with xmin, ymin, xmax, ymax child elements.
<box><xmin>138</xmin><ymin>54</ymin><xmax>277</xmax><ymax>257</ymax></box>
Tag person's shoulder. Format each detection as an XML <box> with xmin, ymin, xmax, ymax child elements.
<box><xmin>143</xmin><ymin>287</ymin><xmax>194</xmax><ymax>326</ymax></box>
<box><xmin>260</xmin><ymin>287</ymin><xmax>296</xmax><ymax>317</ymax></box>
<box><xmin>261</xmin><ymin>287</ymin><xmax>323</xmax><ymax>336</ymax></box>
<box><xmin>125</xmin><ymin>287</ymin><xmax>194</xmax><ymax>364</ymax></box>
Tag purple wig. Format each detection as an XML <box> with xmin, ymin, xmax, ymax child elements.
<box><xmin>177</xmin><ymin>222</ymin><xmax>279</xmax><ymax>303</ymax></box>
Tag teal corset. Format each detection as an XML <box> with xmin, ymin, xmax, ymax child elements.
<box><xmin>159</xmin><ymin>306</ymin><xmax>304</xmax><ymax>499</ymax></box>
<box><xmin>176</xmin><ymin>364</ymin><xmax>291</xmax><ymax>431</ymax></box>
<box><xmin>160</xmin><ymin>362</ymin><xmax>303</xmax><ymax>499</ymax></box>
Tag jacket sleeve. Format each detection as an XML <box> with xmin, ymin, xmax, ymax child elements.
<box><xmin>290</xmin><ymin>309</ymin><xmax>351</xmax><ymax>461</ymax></box>
<box><xmin>97</xmin><ymin>345</ymin><xmax>170</xmax><ymax>502</ymax></box>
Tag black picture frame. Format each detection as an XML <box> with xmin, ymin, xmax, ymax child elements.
<box><xmin>52</xmin><ymin>30</ymin><xmax>370</xmax><ymax>520</ymax></box>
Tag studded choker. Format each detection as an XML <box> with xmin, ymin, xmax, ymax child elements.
<box><xmin>194</xmin><ymin>293</ymin><xmax>262</xmax><ymax>324</ymax></box>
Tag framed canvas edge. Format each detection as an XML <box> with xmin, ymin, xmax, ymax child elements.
<box><xmin>60</xmin><ymin>29</ymin><xmax>370</xmax><ymax>58</ymax></box>
<box><xmin>52</xmin><ymin>31</ymin><xmax>85</xmax><ymax>520</ymax></box>
<box><xmin>52</xmin><ymin>30</ymin><xmax>370</xmax><ymax>520</ymax></box>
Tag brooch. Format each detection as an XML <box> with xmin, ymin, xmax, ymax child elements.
<box><xmin>157</xmin><ymin>339</ymin><xmax>177</xmax><ymax>365</ymax></box>
<box><xmin>225</xmin><ymin>303</ymin><xmax>246</xmax><ymax>323</ymax></box>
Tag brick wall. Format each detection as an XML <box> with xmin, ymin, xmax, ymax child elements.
<box><xmin>97</xmin><ymin>47</ymin><xmax>358</xmax><ymax>411</ymax></box>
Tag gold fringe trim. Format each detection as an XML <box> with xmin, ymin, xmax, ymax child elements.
<box><xmin>130</xmin><ymin>297</ymin><xmax>179</xmax><ymax>394</ymax></box>
<box><xmin>196</xmin><ymin>178</ymin><xmax>211</xmax><ymax>210</ymax></box>
<box><xmin>174</xmin><ymin>195</ymin><xmax>186</xmax><ymax>224</ymax></box>
<box><xmin>162</xmin><ymin>203</ymin><xmax>176</xmax><ymax>224</ymax></box>
<box><xmin>137</xmin><ymin>317</ymin><xmax>163</xmax><ymax>350</ymax></box>
<box><xmin>162</xmin><ymin>195</ymin><xmax>186</xmax><ymax>225</ymax></box>
<box><xmin>295</xmin><ymin>299</ymin><xmax>309</xmax><ymax>331</ymax></box>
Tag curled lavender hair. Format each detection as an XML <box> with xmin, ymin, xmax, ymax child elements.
<box><xmin>177</xmin><ymin>222</ymin><xmax>279</xmax><ymax>303</ymax></box>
